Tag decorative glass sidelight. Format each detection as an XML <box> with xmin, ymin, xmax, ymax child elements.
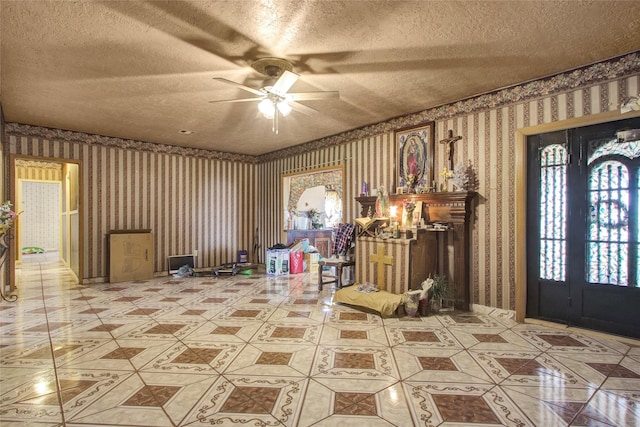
<box><xmin>539</xmin><ymin>144</ymin><xmax>567</xmax><ymax>281</ymax></box>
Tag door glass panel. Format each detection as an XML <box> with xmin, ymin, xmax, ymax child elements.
<box><xmin>539</xmin><ymin>144</ymin><xmax>567</xmax><ymax>281</ymax></box>
<box><xmin>589</xmin><ymin>140</ymin><xmax>640</xmax><ymax>164</ymax></box>
<box><xmin>587</xmin><ymin>160</ymin><xmax>629</xmax><ymax>285</ymax></box>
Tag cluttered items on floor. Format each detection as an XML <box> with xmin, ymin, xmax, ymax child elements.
<box><xmin>333</xmin><ymin>278</ymin><xmax>433</xmax><ymax>318</ymax></box>
<box><xmin>172</xmin><ymin>262</ymin><xmax>257</xmax><ymax>278</ymax></box>
<box><xmin>212</xmin><ymin>262</ymin><xmax>257</xmax><ymax>276</ymax></box>
<box><xmin>267</xmin><ymin>239</ymin><xmax>323</xmax><ymax>276</ymax></box>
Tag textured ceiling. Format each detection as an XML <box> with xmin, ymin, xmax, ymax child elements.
<box><xmin>2</xmin><ymin>1</ymin><xmax>640</xmax><ymax>156</ymax></box>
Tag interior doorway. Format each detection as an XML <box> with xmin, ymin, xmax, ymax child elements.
<box><xmin>12</xmin><ymin>157</ymin><xmax>81</xmax><ymax>286</ymax></box>
<box><xmin>20</xmin><ymin>180</ymin><xmax>61</xmax><ymax>260</ymax></box>
<box><xmin>526</xmin><ymin>117</ymin><xmax>640</xmax><ymax>338</ymax></box>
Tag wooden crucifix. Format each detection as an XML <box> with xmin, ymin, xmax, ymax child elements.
<box><xmin>369</xmin><ymin>243</ymin><xmax>394</xmax><ymax>291</ymax></box>
<box><xmin>439</xmin><ymin>129</ymin><xmax>462</xmax><ymax>170</ymax></box>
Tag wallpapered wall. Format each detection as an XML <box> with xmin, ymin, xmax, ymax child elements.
<box><xmin>5</xmin><ymin>136</ymin><xmax>257</xmax><ymax>280</ymax></box>
<box><xmin>16</xmin><ymin>159</ymin><xmax>63</xmax><ymax>181</ymax></box>
<box><xmin>257</xmin><ymin>71</ymin><xmax>640</xmax><ymax>311</ymax></box>
<box><xmin>4</xmin><ymin>53</ymin><xmax>640</xmax><ymax>310</ymax></box>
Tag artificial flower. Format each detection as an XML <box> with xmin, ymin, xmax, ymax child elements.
<box><xmin>0</xmin><ymin>201</ymin><xmax>19</xmax><ymax>233</ymax></box>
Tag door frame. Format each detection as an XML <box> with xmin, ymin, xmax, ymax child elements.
<box><xmin>515</xmin><ymin>109</ymin><xmax>640</xmax><ymax>323</ymax></box>
<box><xmin>8</xmin><ymin>154</ymin><xmax>83</xmax><ymax>287</ymax></box>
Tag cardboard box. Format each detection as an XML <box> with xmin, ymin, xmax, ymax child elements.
<box><xmin>304</xmin><ymin>253</ymin><xmax>321</xmax><ymax>273</ymax></box>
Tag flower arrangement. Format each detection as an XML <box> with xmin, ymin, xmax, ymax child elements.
<box><xmin>307</xmin><ymin>208</ymin><xmax>322</xmax><ymax>229</ymax></box>
<box><xmin>0</xmin><ymin>201</ymin><xmax>18</xmax><ymax>233</ymax></box>
<box><xmin>403</xmin><ymin>198</ymin><xmax>416</xmax><ymax>226</ymax></box>
<box><xmin>403</xmin><ymin>198</ymin><xmax>416</xmax><ymax>214</ymax></box>
<box><xmin>451</xmin><ymin>161</ymin><xmax>479</xmax><ymax>191</ymax></box>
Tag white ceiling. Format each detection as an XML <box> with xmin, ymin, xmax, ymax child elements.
<box><xmin>2</xmin><ymin>1</ymin><xmax>640</xmax><ymax>156</ymax></box>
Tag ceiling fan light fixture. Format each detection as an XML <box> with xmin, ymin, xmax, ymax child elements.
<box><xmin>258</xmin><ymin>99</ymin><xmax>275</xmax><ymax>119</ymax></box>
<box><xmin>211</xmin><ymin>57</ymin><xmax>335</xmax><ymax>134</ymax></box>
<box><xmin>277</xmin><ymin>101</ymin><xmax>292</xmax><ymax>117</ymax></box>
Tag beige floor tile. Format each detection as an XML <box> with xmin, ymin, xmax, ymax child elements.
<box><xmin>319</xmin><ymin>323</ymin><xmax>390</xmax><ymax>347</ymax></box>
<box><xmin>404</xmin><ymin>381</ymin><xmax>534</xmax><ymax>426</ymax></box>
<box><xmin>5</xmin><ymin>260</ymin><xmax>640</xmax><ymax>427</ymax></box>
<box><xmin>182</xmin><ymin>374</ymin><xmax>307</xmax><ymax>426</ymax></box>
<box><xmin>297</xmin><ymin>379</ymin><xmax>408</xmax><ymax>426</ymax></box>
<box><xmin>393</xmin><ymin>346</ymin><xmax>494</xmax><ymax>383</ymax></box>
<box><xmin>223</xmin><ymin>342</ymin><xmax>317</xmax><ymax>376</ymax></box>
<box><xmin>311</xmin><ymin>345</ymin><xmax>399</xmax><ymax>383</ymax></box>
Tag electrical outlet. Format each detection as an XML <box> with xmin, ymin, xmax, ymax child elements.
<box><xmin>193</xmin><ymin>250</ymin><xmax>198</xmax><ymax>257</ymax></box>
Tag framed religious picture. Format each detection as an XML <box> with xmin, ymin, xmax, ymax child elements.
<box><xmin>395</xmin><ymin>122</ymin><xmax>435</xmax><ymax>192</ymax></box>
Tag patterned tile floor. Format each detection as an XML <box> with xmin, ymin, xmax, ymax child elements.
<box><xmin>2</xmin><ymin>255</ymin><xmax>640</xmax><ymax>426</ymax></box>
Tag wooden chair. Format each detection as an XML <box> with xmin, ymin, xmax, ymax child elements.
<box><xmin>317</xmin><ymin>257</ymin><xmax>356</xmax><ymax>291</ymax></box>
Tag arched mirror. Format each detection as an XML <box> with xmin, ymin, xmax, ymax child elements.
<box><xmin>282</xmin><ymin>165</ymin><xmax>344</xmax><ymax>231</ymax></box>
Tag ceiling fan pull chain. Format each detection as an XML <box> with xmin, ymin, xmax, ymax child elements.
<box><xmin>273</xmin><ymin>109</ymin><xmax>278</xmax><ymax>134</ymax></box>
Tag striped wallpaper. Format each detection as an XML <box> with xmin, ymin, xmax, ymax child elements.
<box><xmin>15</xmin><ymin>159</ymin><xmax>63</xmax><ymax>181</ymax></box>
<box><xmin>7</xmin><ymin>137</ymin><xmax>256</xmax><ymax>280</ymax></box>
<box><xmin>4</xmin><ymin>54</ymin><xmax>640</xmax><ymax>311</ymax></box>
<box><xmin>258</xmin><ymin>73</ymin><xmax>640</xmax><ymax>311</ymax></box>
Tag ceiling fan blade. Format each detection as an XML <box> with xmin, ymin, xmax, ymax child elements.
<box><xmin>289</xmin><ymin>101</ymin><xmax>319</xmax><ymax>116</ymax></box>
<box><xmin>270</xmin><ymin>70</ymin><xmax>299</xmax><ymax>96</ymax></box>
<box><xmin>288</xmin><ymin>91</ymin><xmax>340</xmax><ymax>101</ymax></box>
<box><xmin>208</xmin><ymin>97</ymin><xmax>263</xmax><ymax>104</ymax></box>
<box><xmin>212</xmin><ymin>77</ymin><xmax>265</xmax><ymax>96</ymax></box>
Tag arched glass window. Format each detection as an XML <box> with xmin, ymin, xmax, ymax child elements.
<box><xmin>587</xmin><ymin>160</ymin><xmax>630</xmax><ymax>285</ymax></box>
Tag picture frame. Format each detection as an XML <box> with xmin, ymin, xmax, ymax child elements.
<box><xmin>395</xmin><ymin>122</ymin><xmax>435</xmax><ymax>191</ymax></box>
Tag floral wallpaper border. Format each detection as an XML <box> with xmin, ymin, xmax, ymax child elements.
<box><xmin>259</xmin><ymin>51</ymin><xmax>640</xmax><ymax>162</ymax></box>
<box><xmin>4</xmin><ymin>123</ymin><xmax>258</xmax><ymax>164</ymax></box>
<box><xmin>5</xmin><ymin>52</ymin><xmax>640</xmax><ymax>164</ymax></box>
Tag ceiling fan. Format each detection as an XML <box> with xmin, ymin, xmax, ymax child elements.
<box><xmin>210</xmin><ymin>58</ymin><xmax>339</xmax><ymax>134</ymax></box>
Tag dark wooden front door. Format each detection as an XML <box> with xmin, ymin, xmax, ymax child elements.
<box><xmin>527</xmin><ymin>117</ymin><xmax>640</xmax><ymax>338</ymax></box>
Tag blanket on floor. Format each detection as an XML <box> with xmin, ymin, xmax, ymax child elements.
<box><xmin>333</xmin><ymin>284</ymin><xmax>404</xmax><ymax>317</ymax></box>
